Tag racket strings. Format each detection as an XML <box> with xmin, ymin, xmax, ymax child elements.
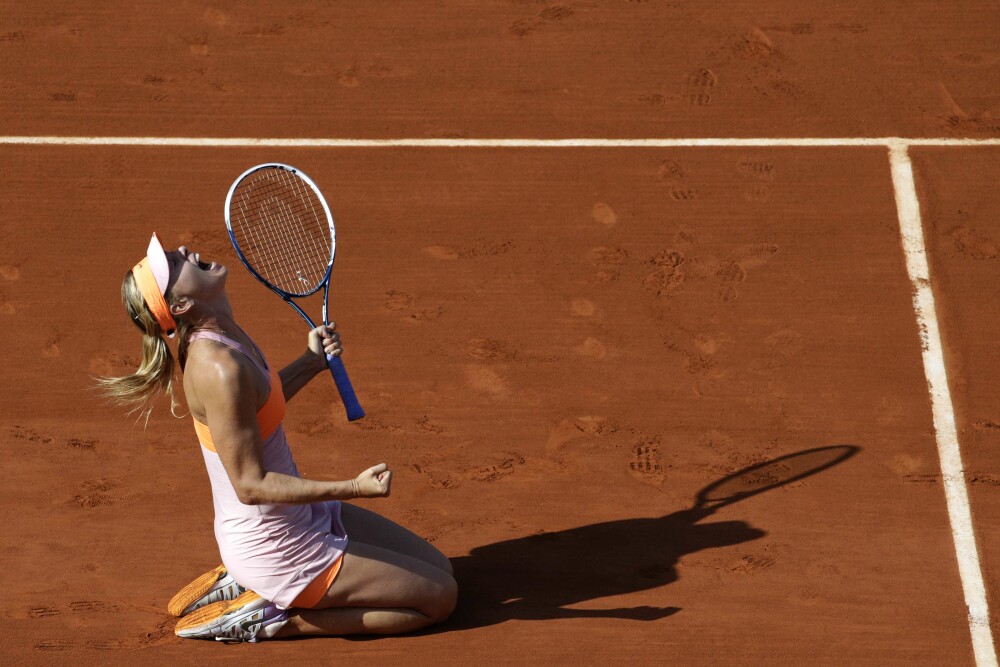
<box><xmin>229</xmin><ymin>169</ymin><xmax>332</xmax><ymax>295</ymax></box>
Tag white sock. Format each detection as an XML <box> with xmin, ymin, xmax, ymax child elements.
<box><xmin>257</xmin><ymin>616</ymin><xmax>289</xmax><ymax>639</ymax></box>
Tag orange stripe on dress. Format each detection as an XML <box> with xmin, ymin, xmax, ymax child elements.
<box><xmin>192</xmin><ymin>366</ymin><xmax>286</xmax><ymax>453</ymax></box>
<box><xmin>290</xmin><ymin>556</ymin><xmax>344</xmax><ymax>609</ymax></box>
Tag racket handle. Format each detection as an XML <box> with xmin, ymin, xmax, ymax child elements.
<box><xmin>326</xmin><ymin>354</ymin><xmax>365</xmax><ymax>421</ymax></box>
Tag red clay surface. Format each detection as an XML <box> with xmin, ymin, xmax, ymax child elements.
<box><xmin>2</xmin><ymin>2</ymin><xmax>999</xmax><ymax>665</ymax></box>
<box><xmin>0</xmin><ymin>147</ymin><xmax>981</xmax><ymax>664</ymax></box>
<box><xmin>1</xmin><ymin>2</ymin><xmax>999</xmax><ymax>139</ymax></box>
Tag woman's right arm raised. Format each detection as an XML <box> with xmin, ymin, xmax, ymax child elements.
<box><xmin>192</xmin><ymin>349</ymin><xmax>391</xmax><ymax>505</ymax></box>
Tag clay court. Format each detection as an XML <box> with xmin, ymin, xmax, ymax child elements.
<box><xmin>2</xmin><ymin>2</ymin><xmax>1000</xmax><ymax>665</ymax></box>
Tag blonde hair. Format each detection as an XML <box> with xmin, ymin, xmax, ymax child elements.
<box><xmin>96</xmin><ymin>271</ymin><xmax>194</xmax><ymax>423</ymax></box>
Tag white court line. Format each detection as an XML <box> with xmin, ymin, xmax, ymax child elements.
<box><xmin>1</xmin><ymin>135</ymin><xmax>1000</xmax><ymax>147</ymax></box>
<box><xmin>889</xmin><ymin>144</ymin><xmax>998</xmax><ymax>667</ymax></box>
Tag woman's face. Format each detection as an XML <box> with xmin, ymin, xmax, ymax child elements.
<box><xmin>165</xmin><ymin>245</ymin><xmax>228</xmax><ymax>302</ymax></box>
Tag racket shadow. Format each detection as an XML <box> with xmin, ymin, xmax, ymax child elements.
<box><xmin>437</xmin><ymin>444</ymin><xmax>860</xmax><ymax>632</ymax></box>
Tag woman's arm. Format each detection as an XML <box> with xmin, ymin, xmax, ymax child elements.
<box><xmin>194</xmin><ymin>348</ymin><xmax>390</xmax><ymax>505</ymax></box>
<box><xmin>278</xmin><ymin>324</ymin><xmax>343</xmax><ymax>403</ymax></box>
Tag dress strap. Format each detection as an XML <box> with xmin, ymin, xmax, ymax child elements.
<box><xmin>188</xmin><ymin>330</ymin><xmax>270</xmax><ymax>376</ymax></box>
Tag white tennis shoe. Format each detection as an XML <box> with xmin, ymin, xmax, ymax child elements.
<box><xmin>174</xmin><ymin>590</ymin><xmax>287</xmax><ymax>642</ymax></box>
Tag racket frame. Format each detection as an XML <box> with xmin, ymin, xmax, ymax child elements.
<box><xmin>224</xmin><ymin>163</ymin><xmax>364</xmax><ymax>421</ymax></box>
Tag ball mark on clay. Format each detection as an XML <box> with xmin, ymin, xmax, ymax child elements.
<box><xmin>588</xmin><ymin>246</ymin><xmax>629</xmax><ymax>269</ymax></box>
<box><xmin>464</xmin><ymin>365</ymin><xmax>509</xmax><ymax>396</ymax></box>
<box><xmin>575</xmin><ymin>337</ymin><xmax>607</xmax><ymax>359</ymax></box>
<box><xmin>202</xmin><ymin>8</ymin><xmax>230</xmax><ymax>26</ymax></box>
<box><xmin>570</xmin><ymin>298</ymin><xmax>596</xmax><ymax>317</ymax></box>
<box><xmin>591</xmin><ymin>202</ymin><xmax>618</xmax><ymax>227</ymax></box>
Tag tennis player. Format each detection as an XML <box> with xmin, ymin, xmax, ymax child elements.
<box><xmin>100</xmin><ymin>233</ymin><xmax>456</xmax><ymax>642</ymax></box>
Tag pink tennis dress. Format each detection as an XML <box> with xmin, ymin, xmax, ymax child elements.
<box><xmin>189</xmin><ymin>331</ymin><xmax>348</xmax><ymax>609</ymax></box>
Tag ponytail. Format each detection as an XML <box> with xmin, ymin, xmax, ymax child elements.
<box><xmin>96</xmin><ymin>271</ymin><xmax>187</xmax><ymax>423</ymax></box>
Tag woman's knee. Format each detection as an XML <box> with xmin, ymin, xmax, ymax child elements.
<box><xmin>427</xmin><ymin>572</ymin><xmax>458</xmax><ymax>623</ymax></box>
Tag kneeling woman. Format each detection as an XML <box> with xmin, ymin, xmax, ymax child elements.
<box><xmin>101</xmin><ymin>233</ymin><xmax>456</xmax><ymax>642</ymax></box>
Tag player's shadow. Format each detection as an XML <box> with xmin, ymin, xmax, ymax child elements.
<box><xmin>440</xmin><ymin>444</ymin><xmax>860</xmax><ymax>631</ymax></box>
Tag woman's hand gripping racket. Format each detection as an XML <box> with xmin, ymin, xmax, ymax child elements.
<box><xmin>225</xmin><ymin>163</ymin><xmax>364</xmax><ymax>422</ymax></box>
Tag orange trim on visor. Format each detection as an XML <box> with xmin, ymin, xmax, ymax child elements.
<box><xmin>132</xmin><ymin>258</ymin><xmax>177</xmax><ymax>337</ymax></box>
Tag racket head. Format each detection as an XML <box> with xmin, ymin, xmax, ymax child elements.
<box><xmin>224</xmin><ymin>163</ymin><xmax>336</xmax><ymax>298</ymax></box>
<box><xmin>694</xmin><ymin>445</ymin><xmax>859</xmax><ymax>512</ymax></box>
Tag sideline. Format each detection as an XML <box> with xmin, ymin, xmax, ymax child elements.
<box><xmin>889</xmin><ymin>144</ymin><xmax>997</xmax><ymax>667</ymax></box>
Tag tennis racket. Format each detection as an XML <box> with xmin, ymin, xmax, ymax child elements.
<box><xmin>224</xmin><ymin>163</ymin><xmax>364</xmax><ymax>422</ymax></box>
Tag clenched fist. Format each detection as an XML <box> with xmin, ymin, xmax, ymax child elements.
<box><xmin>352</xmin><ymin>463</ymin><xmax>392</xmax><ymax>498</ymax></box>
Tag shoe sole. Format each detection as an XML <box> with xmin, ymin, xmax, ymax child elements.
<box><xmin>174</xmin><ymin>591</ymin><xmax>263</xmax><ymax>637</ymax></box>
<box><xmin>167</xmin><ymin>564</ymin><xmax>230</xmax><ymax>617</ymax></box>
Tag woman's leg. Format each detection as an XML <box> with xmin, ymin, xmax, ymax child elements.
<box><xmin>339</xmin><ymin>503</ymin><xmax>453</xmax><ymax>575</ymax></box>
<box><xmin>274</xmin><ymin>541</ymin><xmax>457</xmax><ymax>637</ymax></box>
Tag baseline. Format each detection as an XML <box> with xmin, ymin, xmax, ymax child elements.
<box><xmin>1</xmin><ymin>136</ymin><xmax>1000</xmax><ymax>148</ymax></box>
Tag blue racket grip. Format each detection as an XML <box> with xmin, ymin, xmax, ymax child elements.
<box><xmin>326</xmin><ymin>353</ymin><xmax>365</xmax><ymax>421</ymax></box>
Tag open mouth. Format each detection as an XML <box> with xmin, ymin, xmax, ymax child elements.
<box><xmin>191</xmin><ymin>253</ymin><xmax>216</xmax><ymax>271</ymax></box>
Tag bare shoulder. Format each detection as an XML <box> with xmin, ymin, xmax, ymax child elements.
<box><xmin>184</xmin><ymin>339</ymin><xmax>257</xmax><ymax>414</ymax></box>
